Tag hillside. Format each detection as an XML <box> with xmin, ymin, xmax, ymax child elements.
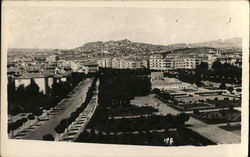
<box><xmin>71</xmin><ymin>37</ymin><xmax>241</xmax><ymax>56</ymax></box>
<box><xmin>72</xmin><ymin>39</ymin><xmax>186</xmax><ymax>56</ymax></box>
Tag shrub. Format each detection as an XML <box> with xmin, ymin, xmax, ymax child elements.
<box><xmin>229</xmin><ymin>106</ymin><xmax>234</xmax><ymax>111</ymax></box>
<box><xmin>27</xmin><ymin>114</ymin><xmax>35</xmax><ymax>120</ymax></box>
<box><xmin>227</xmin><ymin>87</ymin><xmax>234</xmax><ymax>93</ymax></box>
<box><xmin>219</xmin><ymin>83</ymin><xmax>227</xmax><ymax>89</ymax></box>
<box><xmin>236</xmin><ymin>88</ymin><xmax>241</xmax><ymax>92</ymax></box>
<box><xmin>194</xmin><ymin>109</ymin><xmax>199</xmax><ymax>114</ymax></box>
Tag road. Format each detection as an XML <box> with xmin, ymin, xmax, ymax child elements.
<box><xmin>16</xmin><ymin>78</ymin><xmax>93</xmax><ymax>140</ymax></box>
<box><xmin>60</xmin><ymin>79</ymin><xmax>99</xmax><ymax>142</ymax></box>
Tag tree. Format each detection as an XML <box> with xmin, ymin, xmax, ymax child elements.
<box><xmin>43</xmin><ymin>134</ymin><xmax>54</xmax><ymax>141</ymax></box>
<box><xmin>55</xmin><ymin>125</ymin><xmax>64</xmax><ymax>140</ymax></box>
<box><xmin>212</xmin><ymin>60</ymin><xmax>221</xmax><ymax>71</ymax></box>
<box><xmin>219</xmin><ymin>82</ymin><xmax>227</xmax><ymax>89</ymax></box>
<box><xmin>227</xmin><ymin>87</ymin><xmax>234</xmax><ymax>93</ymax></box>
<box><xmin>27</xmin><ymin>114</ymin><xmax>35</xmax><ymax>125</ymax></box>
<box><xmin>33</xmin><ymin>109</ymin><xmax>43</xmax><ymax>121</ymax></box>
<box><xmin>97</xmin><ymin>131</ymin><xmax>104</xmax><ymax>142</ymax></box>
<box><xmin>176</xmin><ymin>113</ymin><xmax>190</xmax><ymax>126</ymax></box>
<box><xmin>194</xmin><ymin>109</ymin><xmax>199</xmax><ymax>114</ymax></box>
<box><xmin>8</xmin><ymin>80</ymin><xmax>16</xmax><ymax>114</ymax></box>
<box><xmin>236</xmin><ymin>88</ymin><xmax>241</xmax><ymax>92</ymax></box>
<box><xmin>25</xmin><ymin>79</ymin><xmax>40</xmax><ymax>97</ymax></box>
<box><xmin>195</xmin><ymin>80</ymin><xmax>203</xmax><ymax>87</ymax></box>
<box><xmin>164</xmin><ymin>125</ymin><xmax>170</xmax><ymax>135</ymax></box>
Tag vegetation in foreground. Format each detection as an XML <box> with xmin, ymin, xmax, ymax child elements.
<box><xmin>76</xmin><ymin>69</ymin><xmax>216</xmax><ymax>146</ymax></box>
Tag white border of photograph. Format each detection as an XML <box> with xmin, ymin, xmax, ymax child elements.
<box><xmin>1</xmin><ymin>1</ymin><xmax>249</xmax><ymax>157</ymax></box>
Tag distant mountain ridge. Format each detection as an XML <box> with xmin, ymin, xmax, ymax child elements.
<box><xmin>188</xmin><ymin>37</ymin><xmax>242</xmax><ymax>49</ymax></box>
<box><xmin>8</xmin><ymin>37</ymin><xmax>241</xmax><ymax>56</ymax></box>
<box><xmin>71</xmin><ymin>37</ymin><xmax>241</xmax><ymax>56</ymax></box>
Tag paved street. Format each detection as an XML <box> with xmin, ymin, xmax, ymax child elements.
<box><xmin>15</xmin><ymin>78</ymin><xmax>93</xmax><ymax>140</ymax></box>
<box><xmin>60</xmin><ymin>79</ymin><xmax>99</xmax><ymax>142</ymax></box>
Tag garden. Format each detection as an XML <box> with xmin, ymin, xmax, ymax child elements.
<box><xmin>191</xmin><ymin>109</ymin><xmax>241</xmax><ymax>124</ymax></box>
<box><xmin>208</xmin><ymin>99</ymin><xmax>241</xmax><ymax>108</ymax></box>
<box><xmin>170</xmin><ymin>103</ymin><xmax>214</xmax><ymax>111</ymax></box>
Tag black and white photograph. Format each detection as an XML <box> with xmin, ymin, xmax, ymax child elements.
<box><xmin>1</xmin><ymin>1</ymin><xmax>249</xmax><ymax>157</ymax></box>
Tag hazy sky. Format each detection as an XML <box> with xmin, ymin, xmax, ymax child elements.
<box><xmin>7</xmin><ymin>6</ymin><xmax>244</xmax><ymax>49</ymax></box>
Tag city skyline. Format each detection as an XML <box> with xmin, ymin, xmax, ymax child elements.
<box><xmin>7</xmin><ymin>6</ymin><xmax>244</xmax><ymax>49</ymax></box>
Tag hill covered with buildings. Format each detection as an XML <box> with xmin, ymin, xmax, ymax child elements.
<box><xmin>70</xmin><ymin>37</ymin><xmax>242</xmax><ymax>57</ymax></box>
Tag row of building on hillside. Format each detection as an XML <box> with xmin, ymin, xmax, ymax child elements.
<box><xmin>97</xmin><ymin>58</ymin><xmax>148</xmax><ymax>69</ymax></box>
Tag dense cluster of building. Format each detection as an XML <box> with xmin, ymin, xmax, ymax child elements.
<box><xmin>7</xmin><ymin>48</ymin><xmax>242</xmax><ymax>94</ymax></box>
<box><xmin>7</xmin><ymin>53</ymin><xmax>99</xmax><ymax>94</ymax></box>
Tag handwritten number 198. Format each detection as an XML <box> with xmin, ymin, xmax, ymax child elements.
<box><xmin>164</xmin><ymin>138</ymin><xmax>173</xmax><ymax>145</ymax></box>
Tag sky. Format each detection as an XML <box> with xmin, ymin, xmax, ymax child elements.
<box><xmin>7</xmin><ymin>6</ymin><xmax>244</xmax><ymax>49</ymax></box>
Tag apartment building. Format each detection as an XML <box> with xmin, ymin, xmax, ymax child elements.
<box><xmin>97</xmin><ymin>58</ymin><xmax>112</xmax><ymax>68</ymax></box>
<box><xmin>149</xmin><ymin>54</ymin><xmax>172</xmax><ymax>71</ymax></box>
<box><xmin>83</xmin><ymin>63</ymin><xmax>99</xmax><ymax>74</ymax></box>
<box><xmin>150</xmin><ymin>54</ymin><xmax>196</xmax><ymax>71</ymax></box>
<box><xmin>97</xmin><ymin>58</ymin><xmax>146</xmax><ymax>69</ymax></box>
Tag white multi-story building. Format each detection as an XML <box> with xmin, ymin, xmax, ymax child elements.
<box><xmin>150</xmin><ymin>54</ymin><xmax>196</xmax><ymax>71</ymax></box>
<box><xmin>149</xmin><ymin>54</ymin><xmax>172</xmax><ymax>71</ymax></box>
<box><xmin>97</xmin><ymin>58</ymin><xmax>113</xmax><ymax>68</ymax></box>
<box><xmin>98</xmin><ymin>58</ymin><xmax>146</xmax><ymax>69</ymax></box>
<box><xmin>82</xmin><ymin>63</ymin><xmax>99</xmax><ymax>74</ymax></box>
<box><xmin>171</xmin><ymin>55</ymin><xmax>196</xmax><ymax>70</ymax></box>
